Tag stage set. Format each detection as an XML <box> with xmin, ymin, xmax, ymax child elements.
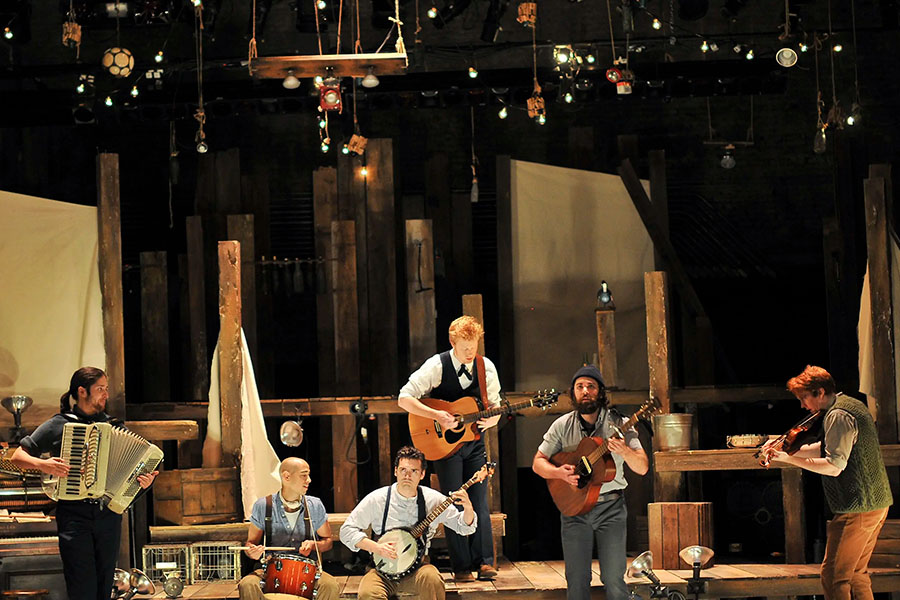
<box><xmin>2</xmin><ymin>0</ymin><xmax>900</xmax><ymax>598</ymax></box>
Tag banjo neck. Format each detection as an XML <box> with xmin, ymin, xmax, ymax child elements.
<box><xmin>409</xmin><ymin>463</ymin><xmax>494</xmax><ymax>538</ymax></box>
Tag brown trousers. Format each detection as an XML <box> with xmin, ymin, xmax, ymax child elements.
<box><xmin>357</xmin><ymin>564</ymin><xmax>445</xmax><ymax>600</ymax></box>
<box><xmin>238</xmin><ymin>567</ymin><xmax>339</xmax><ymax>600</ymax></box>
<box><xmin>821</xmin><ymin>507</ymin><xmax>889</xmax><ymax>600</ymax></box>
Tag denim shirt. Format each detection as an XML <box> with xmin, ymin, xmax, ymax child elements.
<box><xmin>249</xmin><ymin>492</ymin><xmax>328</xmax><ymax>550</ymax></box>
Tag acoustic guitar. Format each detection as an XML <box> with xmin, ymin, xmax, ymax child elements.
<box><xmin>547</xmin><ymin>397</ymin><xmax>660</xmax><ymax>516</ymax></box>
<box><xmin>375</xmin><ymin>462</ymin><xmax>495</xmax><ymax>580</ymax></box>
<box><xmin>409</xmin><ymin>391</ymin><xmax>559</xmax><ymax>461</ymax></box>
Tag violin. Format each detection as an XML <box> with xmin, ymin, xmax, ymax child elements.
<box><xmin>754</xmin><ymin>409</ymin><xmax>825</xmax><ymax>468</ymax></box>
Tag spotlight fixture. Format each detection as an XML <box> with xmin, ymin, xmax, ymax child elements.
<box><xmin>279</xmin><ymin>419</ymin><xmax>304</xmax><ymax>447</ymax></box>
<box><xmin>679</xmin><ymin>545</ymin><xmax>714</xmax><ymax>600</ymax></box>
<box><xmin>319</xmin><ymin>77</ymin><xmax>342</xmax><ymax>111</ymax></box>
<box><xmin>282</xmin><ymin>70</ymin><xmax>300</xmax><ymax>89</ymax></box>
<box><xmin>775</xmin><ymin>47</ymin><xmax>798</xmax><ymax>67</ymax></box>
<box><xmin>498</xmin><ymin>106</ymin><xmax>508</xmax><ymax>119</ymax></box>
<box><xmin>554</xmin><ymin>45</ymin><xmax>572</xmax><ymax>65</ymax></box>
<box><xmin>468</xmin><ymin>66</ymin><xmax>479</xmax><ymax>78</ymax></box>
<box><xmin>427</xmin><ymin>6</ymin><xmax>437</xmax><ymax>17</ymax></box>
<box><xmin>361</xmin><ymin>67</ymin><xmax>380</xmax><ymax>88</ymax></box>
<box><xmin>2</xmin><ymin>395</ymin><xmax>32</xmax><ymax>442</ymax></box>
<box><xmin>597</xmin><ymin>281</ymin><xmax>614</xmax><ymax>308</ymax></box>
<box><xmin>155</xmin><ymin>50</ymin><xmax>164</xmax><ymax>63</ymax></box>
<box><xmin>720</xmin><ymin>144</ymin><xmax>736</xmax><ymax>169</ymax></box>
<box><xmin>651</xmin><ymin>18</ymin><xmax>661</xmax><ymax>29</ymax></box>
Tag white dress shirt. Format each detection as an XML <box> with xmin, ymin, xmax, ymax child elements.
<box><xmin>398</xmin><ymin>352</ymin><xmax>502</xmax><ymax>407</ymax></box>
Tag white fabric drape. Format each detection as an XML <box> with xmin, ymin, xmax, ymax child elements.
<box><xmin>206</xmin><ymin>329</ymin><xmax>280</xmax><ymax>519</ymax></box>
<box><xmin>0</xmin><ymin>191</ymin><xmax>105</xmax><ymax>409</ymax></box>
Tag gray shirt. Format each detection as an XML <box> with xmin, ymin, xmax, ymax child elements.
<box><xmin>823</xmin><ymin>393</ymin><xmax>859</xmax><ymax>471</ymax></box>
<box><xmin>339</xmin><ymin>484</ymin><xmax>477</xmax><ymax>553</ymax></box>
<box><xmin>537</xmin><ymin>407</ymin><xmax>643</xmax><ymax>494</ymax></box>
<box><xmin>249</xmin><ymin>492</ymin><xmax>328</xmax><ymax>550</ymax></box>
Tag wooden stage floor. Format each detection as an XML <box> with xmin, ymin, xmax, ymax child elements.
<box><xmin>152</xmin><ymin>558</ymin><xmax>900</xmax><ymax>599</ymax></box>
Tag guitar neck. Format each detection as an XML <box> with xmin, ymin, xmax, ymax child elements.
<box><xmin>458</xmin><ymin>398</ymin><xmax>534</xmax><ymax>425</ymax></box>
<box><xmin>585</xmin><ymin>410</ymin><xmax>645</xmax><ymax>465</ymax></box>
<box><xmin>411</xmin><ymin>477</ymin><xmax>480</xmax><ymax>538</ymax></box>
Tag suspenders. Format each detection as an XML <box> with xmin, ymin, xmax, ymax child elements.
<box><xmin>378</xmin><ymin>485</ymin><xmax>426</xmax><ymax>537</ymax></box>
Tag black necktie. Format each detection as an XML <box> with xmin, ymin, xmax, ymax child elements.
<box><xmin>457</xmin><ymin>364</ymin><xmax>473</xmax><ymax>380</ymax></box>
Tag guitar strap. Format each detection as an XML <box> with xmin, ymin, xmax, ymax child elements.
<box><xmin>378</xmin><ymin>485</ymin><xmax>427</xmax><ymax>536</ymax></box>
<box><xmin>475</xmin><ymin>355</ymin><xmax>488</xmax><ymax>411</ymax></box>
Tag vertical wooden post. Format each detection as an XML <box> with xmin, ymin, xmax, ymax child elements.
<box><xmin>218</xmin><ymin>241</ymin><xmax>243</xmax><ymax>467</ymax></box>
<box><xmin>461</xmin><ymin>295</ymin><xmax>485</xmax><ymax>356</ymax></box>
<box><xmin>595</xmin><ymin>309</ymin><xmax>618</xmax><ymax>388</ymax></box>
<box><xmin>227</xmin><ymin>215</ymin><xmax>257</xmax><ymax>364</ymax></box>
<box><xmin>646</xmin><ymin>271</ymin><xmax>682</xmax><ymax>501</ymax></box>
<box><xmin>140</xmin><ymin>251</ymin><xmax>170</xmax><ymax>402</ymax></box>
<box><xmin>332</xmin><ymin>221</ymin><xmax>360</xmax><ymax>510</ymax></box>
<box><xmin>96</xmin><ymin>153</ymin><xmax>126</xmax><ymax>419</ymax></box>
<box><xmin>378</xmin><ymin>415</ymin><xmax>392</xmax><ymax>487</ymax></box>
<box><xmin>338</xmin><ymin>153</ymin><xmax>369</xmax><ymax>392</ymax></box>
<box><xmin>864</xmin><ymin>176</ymin><xmax>899</xmax><ymax>443</ymax></box>
<box><xmin>782</xmin><ymin>468</ymin><xmax>806</xmax><ymax>563</ymax></box>
<box><xmin>313</xmin><ymin>167</ymin><xmax>337</xmax><ymax>395</ymax></box>
<box><xmin>406</xmin><ymin>220</ymin><xmax>437</xmax><ymax>371</ymax></box>
<box><xmin>365</xmin><ymin>139</ymin><xmax>399</xmax><ymax>394</ymax></box>
<box><xmin>495</xmin><ymin>156</ymin><xmax>516</xmax><ymax>390</ymax></box>
<box><xmin>96</xmin><ymin>152</ymin><xmax>129</xmax><ymax>569</ymax></box>
<box><xmin>186</xmin><ymin>216</ymin><xmax>209</xmax><ymax>403</ymax></box>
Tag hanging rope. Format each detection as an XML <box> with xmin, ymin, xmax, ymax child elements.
<box><xmin>336</xmin><ymin>0</ymin><xmax>344</xmax><ymax>53</ymax></box>
<box><xmin>605</xmin><ymin>0</ymin><xmax>616</xmax><ymax>60</ymax></box>
<box><xmin>248</xmin><ymin>0</ymin><xmax>258</xmax><ymax>74</ymax></box>
<box><xmin>354</xmin><ymin>0</ymin><xmax>362</xmax><ymax>52</ymax></box>
<box><xmin>390</xmin><ymin>0</ymin><xmax>406</xmax><ymax>56</ymax></box>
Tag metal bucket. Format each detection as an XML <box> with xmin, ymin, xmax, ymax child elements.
<box><xmin>653</xmin><ymin>414</ymin><xmax>693</xmax><ymax>450</ymax></box>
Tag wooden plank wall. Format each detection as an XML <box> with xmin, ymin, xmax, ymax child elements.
<box><xmin>227</xmin><ymin>215</ymin><xmax>257</xmax><ymax>364</ymax></box>
<box><xmin>140</xmin><ymin>251</ymin><xmax>171</xmax><ymax>403</ymax></box>
<box><xmin>495</xmin><ymin>156</ymin><xmax>516</xmax><ymax>391</ymax></box>
<box><xmin>313</xmin><ymin>167</ymin><xmax>337</xmax><ymax>396</ymax></box>
<box><xmin>217</xmin><ymin>241</ymin><xmax>243</xmax><ymax>468</ymax></box>
<box><xmin>186</xmin><ymin>216</ymin><xmax>210</xmax><ymax>403</ymax></box>
<box><xmin>406</xmin><ymin>219</ymin><xmax>437</xmax><ymax>371</ymax></box>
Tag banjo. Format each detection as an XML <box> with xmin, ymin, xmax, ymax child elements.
<box><xmin>374</xmin><ymin>462</ymin><xmax>495</xmax><ymax>580</ymax></box>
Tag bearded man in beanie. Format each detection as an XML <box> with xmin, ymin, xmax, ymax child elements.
<box><xmin>531</xmin><ymin>365</ymin><xmax>648</xmax><ymax>600</ymax></box>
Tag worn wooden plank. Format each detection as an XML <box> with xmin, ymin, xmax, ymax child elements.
<box><xmin>96</xmin><ymin>153</ymin><xmax>126</xmax><ymax>419</ymax></box>
<box><xmin>377</xmin><ymin>413</ymin><xmax>392</xmax><ymax>486</ymax></box>
<box><xmin>332</xmin><ymin>221</ymin><xmax>361</xmax><ymax>396</ymax></box>
<box><xmin>645</xmin><ymin>271</ymin><xmax>673</xmax><ymax>415</ymax></box>
<box><xmin>461</xmin><ymin>295</ymin><xmax>486</xmax><ymax>357</ymax></box>
<box><xmin>227</xmin><ymin>214</ymin><xmax>257</xmax><ymax>364</ymax></box>
<box><xmin>313</xmin><ymin>167</ymin><xmax>337</xmax><ymax>396</ymax></box>
<box><xmin>864</xmin><ymin>176</ymin><xmax>899</xmax><ymax>444</ymax></box>
<box><xmin>150</xmin><ymin>523</ymin><xmax>250</xmax><ymax>542</ymax></box>
<box><xmin>406</xmin><ymin>219</ymin><xmax>437</xmax><ymax>372</ymax></box>
<box><xmin>495</xmin><ymin>156</ymin><xmax>515</xmax><ymax>391</ymax></box>
<box><xmin>515</xmin><ymin>561</ymin><xmax>568</xmax><ymax>589</ymax></box>
<box><xmin>595</xmin><ymin>309</ymin><xmax>618</xmax><ymax>389</ymax></box>
<box><xmin>186</xmin><ymin>216</ymin><xmax>210</xmax><ymax>403</ymax></box>
<box><xmin>782</xmin><ymin>467</ymin><xmax>806</xmax><ymax>563</ymax></box>
<box><xmin>364</xmin><ymin>139</ymin><xmax>399</xmax><ymax>394</ymax></box>
<box><xmin>217</xmin><ymin>241</ymin><xmax>243</xmax><ymax>467</ymax></box>
<box><xmin>492</xmin><ymin>557</ymin><xmax>534</xmax><ymax>591</ymax></box>
<box><xmin>141</xmin><ymin>251</ymin><xmax>171</xmax><ymax>403</ymax></box>
<box><xmin>126</xmin><ymin>420</ymin><xmax>199</xmax><ymax>442</ymax></box>
<box><xmin>332</xmin><ymin>415</ymin><xmax>358</xmax><ymax>512</ymax></box>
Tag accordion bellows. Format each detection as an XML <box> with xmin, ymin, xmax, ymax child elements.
<box><xmin>43</xmin><ymin>422</ymin><xmax>163</xmax><ymax>514</ymax></box>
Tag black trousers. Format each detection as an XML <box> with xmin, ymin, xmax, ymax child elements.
<box><xmin>431</xmin><ymin>438</ymin><xmax>493</xmax><ymax>571</ymax></box>
<box><xmin>56</xmin><ymin>500</ymin><xmax>123</xmax><ymax>600</ymax></box>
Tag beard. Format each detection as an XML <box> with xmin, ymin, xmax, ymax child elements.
<box><xmin>570</xmin><ymin>389</ymin><xmax>606</xmax><ymax>414</ymax></box>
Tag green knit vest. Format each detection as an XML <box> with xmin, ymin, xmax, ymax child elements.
<box><xmin>821</xmin><ymin>395</ymin><xmax>893</xmax><ymax>514</ymax></box>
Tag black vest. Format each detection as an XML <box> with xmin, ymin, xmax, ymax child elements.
<box><xmin>430</xmin><ymin>351</ymin><xmax>481</xmax><ymax>403</ymax></box>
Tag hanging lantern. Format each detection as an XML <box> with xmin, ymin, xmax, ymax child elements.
<box><xmin>62</xmin><ymin>21</ymin><xmax>82</xmax><ymax>50</ymax></box>
<box><xmin>347</xmin><ymin>134</ymin><xmax>368</xmax><ymax>155</ymax></box>
<box><xmin>517</xmin><ymin>2</ymin><xmax>536</xmax><ymax>26</ymax></box>
<box><xmin>101</xmin><ymin>47</ymin><xmax>135</xmax><ymax>78</ymax></box>
<box><xmin>526</xmin><ymin>83</ymin><xmax>545</xmax><ymax>120</ymax></box>
<box><xmin>319</xmin><ymin>77</ymin><xmax>342</xmax><ymax>112</ymax></box>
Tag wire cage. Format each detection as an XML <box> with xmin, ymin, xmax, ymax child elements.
<box><xmin>142</xmin><ymin>544</ymin><xmax>190</xmax><ymax>584</ymax></box>
<box><xmin>190</xmin><ymin>541</ymin><xmax>243</xmax><ymax>583</ymax></box>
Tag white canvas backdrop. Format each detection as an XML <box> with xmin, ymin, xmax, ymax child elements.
<box><xmin>0</xmin><ymin>191</ymin><xmax>105</xmax><ymax>409</ymax></box>
<box><xmin>509</xmin><ymin>161</ymin><xmax>656</xmax><ymax>466</ymax></box>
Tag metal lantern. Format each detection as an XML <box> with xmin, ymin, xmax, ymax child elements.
<box><xmin>102</xmin><ymin>47</ymin><xmax>135</xmax><ymax>78</ymax></box>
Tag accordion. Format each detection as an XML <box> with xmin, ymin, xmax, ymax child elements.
<box><xmin>42</xmin><ymin>422</ymin><xmax>163</xmax><ymax>514</ymax></box>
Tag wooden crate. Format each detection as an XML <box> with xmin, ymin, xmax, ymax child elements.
<box><xmin>870</xmin><ymin>519</ymin><xmax>900</xmax><ymax>569</ymax></box>
<box><xmin>153</xmin><ymin>467</ymin><xmax>240</xmax><ymax>525</ymax></box>
<box><xmin>648</xmin><ymin>502</ymin><xmax>713</xmax><ymax>570</ymax></box>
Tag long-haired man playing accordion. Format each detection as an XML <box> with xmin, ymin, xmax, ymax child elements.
<box><xmin>11</xmin><ymin>367</ymin><xmax>158</xmax><ymax>600</ymax></box>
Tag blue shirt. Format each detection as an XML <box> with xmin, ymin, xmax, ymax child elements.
<box><xmin>249</xmin><ymin>492</ymin><xmax>328</xmax><ymax>550</ymax></box>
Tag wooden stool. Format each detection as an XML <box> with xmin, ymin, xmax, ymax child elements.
<box><xmin>648</xmin><ymin>502</ymin><xmax>713</xmax><ymax>570</ymax></box>
<box><xmin>0</xmin><ymin>590</ymin><xmax>51</xmax><ymax>600</ymax></box>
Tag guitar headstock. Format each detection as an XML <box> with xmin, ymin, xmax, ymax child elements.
<box><xmin>532</xmin><ymin>389</ymin><xmax>560</xmax><ymax>409</ymax></box>
<box><xmin>637</xmin><ymin>396</ymin><xmax>662</xmax><ymax>420</ymax></box>
<box><xmin>472</xmin><ymin>462</ymin><xmax>497</xmax><ymax>484</ymax></box>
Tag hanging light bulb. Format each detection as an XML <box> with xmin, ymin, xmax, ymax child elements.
<box><xmin>360</xmin><ymin>166</ymin><xmax>368</xmax><ymax>176</ymax></box>
<box><xmin>130</xmin><ymin>85</ymin><xmax>139</xmax><ymax>97</ymax></box>
<box><xmin>104</xmin><ymin>96</ymin><xmax>114</xmax><ymax>107</ymax></box>
<box><xmin>320</xmin><ymin>141</ymin><xmax>330</xmax><ymax>153</ymax></box>
<box><xmin>470</xmin><ymin>174</ymin><xmax>479</xmax><ymax>203</ymax></box>
<box><xmin>564</xmin><ymin>92</ymin><xmax>574</xmax><ymax>103</ymax></box>
<box><xmin>651</xmin><ymin>18</ymin><xmax>661</xmax><ymax>29</ymax></box>
<box><xmin>468</xmin><ymin>66</ymin><xmax>479</xmax><ymax>78</ymax></box>
<box><xmin>197</xmin><ymin>140</ymin><xmax>209</xmax><ymax>153</ymax></box>
<box><xmin>745</xmin><ymin>48</ymin><xmax>754</xmax><ymax>60</ymax></box>
<box><xmin>846</xmin><ymin>102</ymin><xmax>861</xmax><ymax>126</ymax></box>
<box><xmin>776</xmin><ymin>47</ymin><xmax>798</xmax><ymax>67</ymax></box>
<box><xmin>832</xmin><ymin>43</ymin><xmax>842</xmax><ymax>52</ymax></box>
<box><xmin>3</xmin><ymin>27</ymin><xmax>12</xmax><ymax>40</ymax></box>
<box><xmin>586</xmin><ymin>54</ymin><xmax>595</xmax><ymax>64</ymax></box>
<box><xmin>342</xmin><ymin>144</ymin><xmax>350</xmax><ymax>154</ymax></box>
<box><xmin>498</xmin><ymin>106</ymin><xmax>508</xmax><ymax>119</ymax></box>
<box><xmin>427</xmin><ymin>6</ymin><xmax>438</xmax><ymax>17</ymax></box>
<box><xmin>76</xmin><ymin>82</ymin><xmax>86</xmax><ymax>94</ymax></box>
<box><xmin>155</xmin><ymin>50</ymin><xmax>164</xmax><ymax>63</ymax></box>
<box><xmin>314</xmin><ymin>75</ymin><xmax>324</xmax><ymax>86</ymax></box>
<box><xmin>799</xmin><ymin>42</ymin><xmax>808</xmax><ymax>52</ymax></box>
<box><xmin>282</xmin><ymin>70</ymin><xmax>301</xmax><ymax>89</ymax></box>
<box><xmin>318</xmin><ymin>119</ymin><xmax>327</xmax><ymax>129</ymax></box>
<box><xmin>361</xmin><ymin>68</ymin><xmax>380</xmax><ymax>88</ymax></box>
<box><xmin>813</xmin><ymin>127</ymin><xmax>827</xmax><ymax>154</ymax></box>
<box><xmin>537</xmin><ymin>113</ymin><xmax>546</xmax><ymax>125</ymax></box>
<box><xmin>701</xmin><ymin>40</ymin><xmax>709</xmax><ymax>52</ymax></box>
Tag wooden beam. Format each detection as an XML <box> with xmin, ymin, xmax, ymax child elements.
<box><xmin>217</xmin><ymin>240</ymin><xmax>243</xmax><ymax>467</ymax></box>
<box><xmin>125</xmin><ymin>420</ymin><xmax>199</xmax><ymax>442</ymax></box>
<box><xmin>377</xmin><ymin>414</ymin><xmax>392</xmax><ymax>487</ymax></box>
<box><xmin>332</xmin><ymin>221</ymin><xmax>361</xmax><ymax>396</ymax></box>
<box><xmin>462</xmin><ymin>295</ymin><xmax>485</xmax><ymax>357</ymax></box>
<box><xmin>782</xmin><ymin>468</ymin><xmax>806</xmax><ymax>563</ymax></box>
<box><xmin>96</xmin><ymin>153</ymin><xmax>126</xmax><ymax>419</ymax></box>
<box><xmin>186</xmin><ymin>216</ymin><xmax>209</xmax><ymax>403</ymax></box>
<box><xmin>227</xmin><ymin>215</ymin><xmax>257</xmax><ymax>364</ymax></box>
<box><xmin>496</xmin><ymin>156</ymin><xmax>516</xmax><ymax>390</ymax></box>
<box><xmin>140</xmin><ymin>251</ymin><xmax>170</xmax><ymax>404</ymax></box>
<box><xmin>365</xmin><ymin>139</ymin><xmax>399</xmax><ymax>394</ymax></box>
<box><xmin>406</xmin><ymin>219</ymin><xmax>437</xmax><ymax>371</ymax></box>
<box><xmin>332</xmin><ymin>415</ymin><xmax>358</xmax><ymax>512</ymax></box>
<box><xmin>864</xmin><ymin>176</ymin><xmax>899</xmax><ymax>443</ymax></box>
<box><xmin>595</xmin><ymin>309</ymin><xmax>618</xmax><ymax>389</ymax></box>
<box><xmin>313</xmin><ymin>167</ymin><xmax>337</xmax><ymax>396</ymax></box>
<box><xmin>249</xmin><ymin>52</ymin><xmax>407</xmax><ymax>79</ymax></box>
